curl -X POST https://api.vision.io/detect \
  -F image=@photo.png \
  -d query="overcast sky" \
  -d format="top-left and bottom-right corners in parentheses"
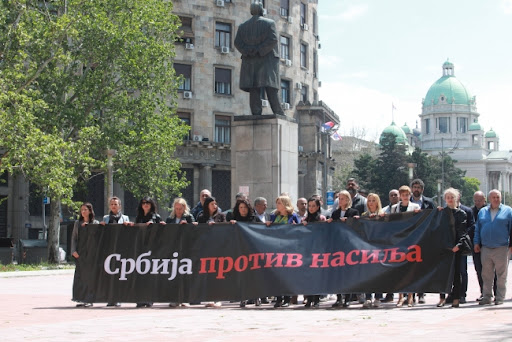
top-left (318, 0), bottom-right (512, 150)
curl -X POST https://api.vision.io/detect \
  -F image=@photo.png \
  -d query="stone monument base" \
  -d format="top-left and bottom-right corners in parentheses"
top-left (231, 115), bottom-right (298, 210)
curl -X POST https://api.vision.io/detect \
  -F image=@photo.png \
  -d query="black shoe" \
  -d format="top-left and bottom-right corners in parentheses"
top-left (445, 295), bottom-right (453, 304)
top-left (240, 300), bottom-right (247, 308)
top-left (313, 302), bottom-right (320, 308)
top-left (136, 303), bottom-right (152, 308)
top-left (331, 301), bottom-right (341, 308)
top-left (274, 302), bottom-right (282, 308)
top-left (107, 302), bottom-right (121, 307)
top-left (342, 300), bottom-right (350, 308)
top-left (459, 297), bottom-right (466, 304)
top-left (476, 295), bottom-right (484, 301)
top-left (281, 302), bottom-right (290, 308)
top-left (382, 294), bottom-right (394, 303)
top-left (260, 298), bottom-right (269, 304)
top-left (304, 301), bottom-right (311, 308)
top-left (418, 295), bottom-right (425, 304)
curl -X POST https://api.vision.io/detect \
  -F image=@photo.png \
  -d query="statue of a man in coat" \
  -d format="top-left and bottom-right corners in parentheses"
top-left (234, 2), bottom-right (284, 115)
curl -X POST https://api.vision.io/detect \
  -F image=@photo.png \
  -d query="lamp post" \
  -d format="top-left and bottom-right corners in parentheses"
top-left (407, 163), bottom-right (417, 184)
top-left (106, 149), bottom-right (117, 203)
top-left (437, 179), bottom-right (443, 206)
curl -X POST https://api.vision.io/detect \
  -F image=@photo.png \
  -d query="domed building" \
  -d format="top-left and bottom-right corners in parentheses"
top-left (417, 60), bottom-right (512, 194)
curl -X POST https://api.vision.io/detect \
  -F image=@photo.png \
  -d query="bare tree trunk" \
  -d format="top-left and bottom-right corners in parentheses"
top-left (47, 197), bottom-right (61, 264)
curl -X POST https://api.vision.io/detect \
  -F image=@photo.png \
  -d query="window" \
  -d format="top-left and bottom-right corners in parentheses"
top-left (437, 117), bottom-right (450, 133)
top-left (312, 10), bottom-right (318, 35)
top-left (280, 0), bottom-right (289, 17)
top-left (215, 22), bottom-right (231, 48)
top-left (313, 51), bottom-right (318, 78)
top-left (215, 116), bottom-right (231, 143)
top-left (215, 68), bottom-right (231, 95)
top-left (300, 85), bottom-right (308, 103)
top-left (177, 16), bottom-right (194, 45)
top-left (281, 80), bottom-right (290, 104)
top-left (425, 118), bottom-right (430, 135)
top-left (300, 2), bottom-right (307, 26)
top-left (472, 134), bottom-right (479, 145)
top-left (457, 117), bottom-right (467, 133)
top-left (300, 43), bottom-right (308, 68)
top-left (280, 36), bottom-right (290, 60)
top-left (174, 63), bottom-right (191, 91)
top-left (178, 112), bottom-right (191, 141)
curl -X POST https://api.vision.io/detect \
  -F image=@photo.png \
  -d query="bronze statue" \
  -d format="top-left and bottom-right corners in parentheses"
top-left (235, 2), bottom-right (284, 115)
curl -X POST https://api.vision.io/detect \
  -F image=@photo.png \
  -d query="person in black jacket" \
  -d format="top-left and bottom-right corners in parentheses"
top-left (437, 188), bottom-right (468, 308)
top-left (410, 178), bottom-right (435, 304)
top-left (166, 197), bottom-right (196, 225)
top-left (327, 190), bottom-right (360, 308)
top-left (410, 179), bottom-right (436, 209)
top-left (135, 197), bottom-right (162, 226)
top-left (134, 196), bottom-right (162, 308)
top-left (302, 197), bottom-right (327, 308)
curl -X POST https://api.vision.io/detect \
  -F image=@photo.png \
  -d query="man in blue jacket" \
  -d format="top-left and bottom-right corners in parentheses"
top-left (474, 189), bottom-right (512, 305)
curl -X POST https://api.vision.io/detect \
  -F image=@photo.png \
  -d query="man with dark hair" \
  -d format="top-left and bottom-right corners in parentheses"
top-left (234, 2), bottom-right (284, 116)
top-left (346, 178), bottom-right (367, 214)
top-left (410, 178), bottom-right (435, 209)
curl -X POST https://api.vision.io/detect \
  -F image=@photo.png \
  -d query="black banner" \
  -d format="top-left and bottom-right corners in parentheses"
top-left (73, 210), bottom-right (456, 303)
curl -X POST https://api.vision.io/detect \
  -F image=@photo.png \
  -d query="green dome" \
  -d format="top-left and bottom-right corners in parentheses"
top-left (423, 61), bottom-right (474, 106)
top-left (401, 123), bottom-right (411, 134)
top-left (468, 121), bottom-right (483, 131)
top-left (380, 122), bottom-right (407, 145)
top-left (485, 128), bottom-right (497, 138)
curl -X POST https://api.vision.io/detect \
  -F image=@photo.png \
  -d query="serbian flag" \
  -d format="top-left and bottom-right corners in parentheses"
top-left (331, 131), bottom-right (342, 141)
top-left (322, 121), bottom-right (335, 132)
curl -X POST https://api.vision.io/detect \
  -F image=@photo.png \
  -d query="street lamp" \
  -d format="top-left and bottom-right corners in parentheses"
top-left (407, 163), bottom-right (417, 183)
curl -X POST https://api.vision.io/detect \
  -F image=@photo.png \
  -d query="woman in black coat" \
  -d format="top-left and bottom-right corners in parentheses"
top-left (437, 188), bottom-right (468, 308)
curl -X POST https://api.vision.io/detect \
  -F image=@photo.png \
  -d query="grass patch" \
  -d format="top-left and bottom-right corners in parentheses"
top-left (0, 262), bottom-right (75, 272)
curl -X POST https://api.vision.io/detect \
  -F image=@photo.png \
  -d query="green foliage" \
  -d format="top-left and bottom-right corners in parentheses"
top-left (460, 177), bottom-right (480, 206)
top-left (349, 137), bottom-right (470, 203)
top-left (1, 0), bottom-right (188, 261)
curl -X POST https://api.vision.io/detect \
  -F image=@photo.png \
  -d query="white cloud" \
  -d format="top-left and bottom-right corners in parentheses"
top-left (318, 54), bottom-right (343, 69)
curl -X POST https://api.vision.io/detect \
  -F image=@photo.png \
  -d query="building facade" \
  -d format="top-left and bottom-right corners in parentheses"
top-left (1, 0), bottom-right (339, 241)
top-left (172, 0), bottom-right (338, 209)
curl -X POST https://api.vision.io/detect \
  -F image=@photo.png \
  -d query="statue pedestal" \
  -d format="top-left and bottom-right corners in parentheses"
top-left (231, 115), bottom-right (298, 209)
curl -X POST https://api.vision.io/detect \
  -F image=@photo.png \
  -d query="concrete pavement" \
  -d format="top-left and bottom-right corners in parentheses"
top-left (1, 259), bottom-right (511, 342)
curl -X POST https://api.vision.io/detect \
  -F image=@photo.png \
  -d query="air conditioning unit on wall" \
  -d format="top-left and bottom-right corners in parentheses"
top-left (261, 99), bottom-right (269, 107)
top-left (183, 91), bottom-right (193, 99)
top-left (296, 82), bottom-right (303, 90)
top-left (216, 0), bottom-right (225, 7)
top-left (193, 135), bottom-right (203, 141)
top-left (221, 46), bottom-right (230, 54)
top-left (285, 59), bottom-right (292, 67)
top-left (185, 43), bottom-right (194, 50)
top-left (281, 103), bottom-right (290, 110)
top-left (302, 23), bottom-right (309, 31)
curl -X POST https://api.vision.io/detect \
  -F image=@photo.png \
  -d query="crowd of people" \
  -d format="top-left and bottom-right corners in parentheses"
top-left (71, 178), bottom-right (512, 310)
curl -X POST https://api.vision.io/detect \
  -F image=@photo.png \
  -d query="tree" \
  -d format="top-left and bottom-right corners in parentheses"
top-left (372, 132), bottom-right (409, 199)
top-left (460, 177), bottom-right (480, 206)
top-left (0, 0), bottom-right (188, 263)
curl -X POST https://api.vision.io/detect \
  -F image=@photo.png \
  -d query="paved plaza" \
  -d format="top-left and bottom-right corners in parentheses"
top-left (1, 258), bottom-right (511, 342)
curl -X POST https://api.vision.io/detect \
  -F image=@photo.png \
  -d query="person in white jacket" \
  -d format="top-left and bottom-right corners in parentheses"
top-left (391, 185), bottom-right (421, 307)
